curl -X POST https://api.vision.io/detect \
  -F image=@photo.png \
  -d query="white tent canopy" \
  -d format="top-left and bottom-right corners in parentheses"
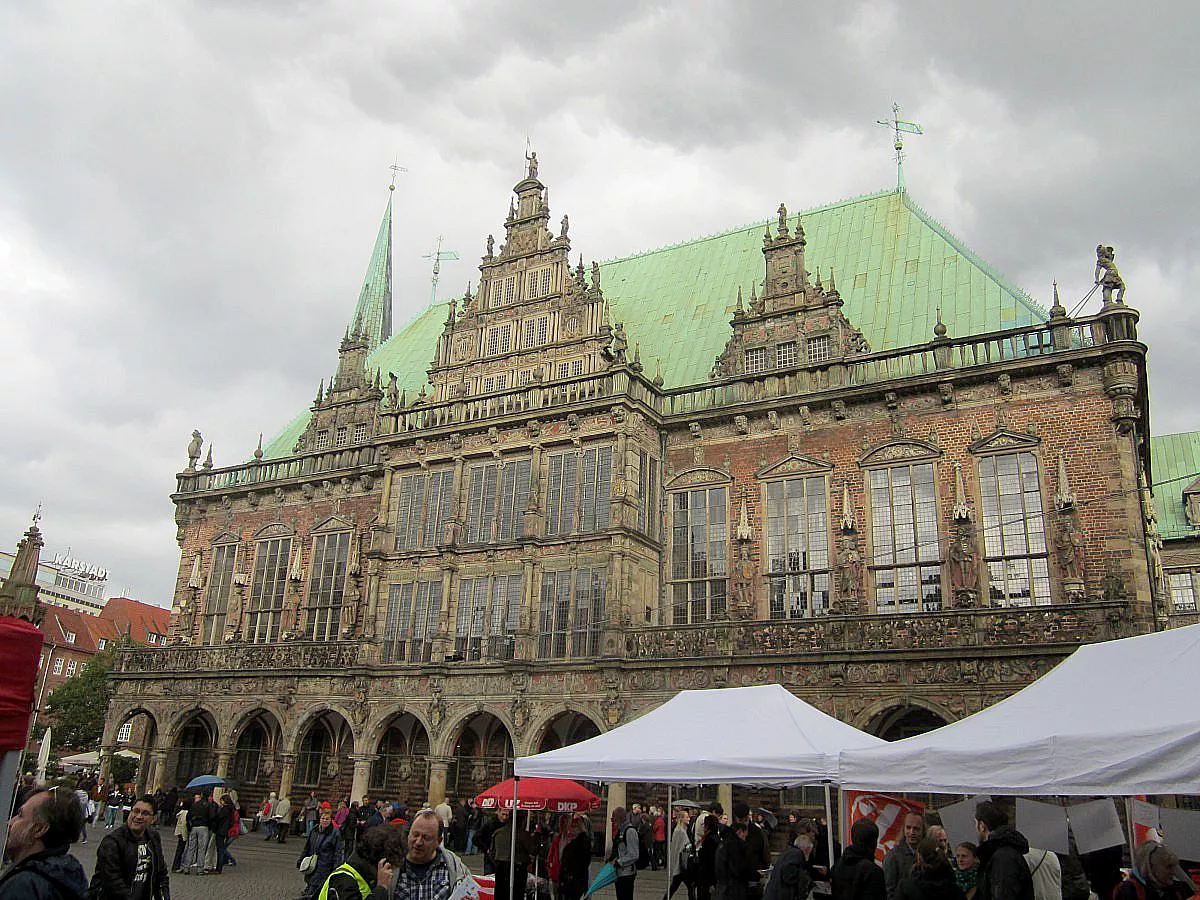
top-left (839, 623), bottom-right (1200, 796)
top-left (515, 683), bottom-right (884, 785)
top-left (59, 749), bottom-right (140, 767)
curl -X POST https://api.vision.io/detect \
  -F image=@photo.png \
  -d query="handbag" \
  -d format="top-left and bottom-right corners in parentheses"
top-left (300, 854), bottom-right (318, 875)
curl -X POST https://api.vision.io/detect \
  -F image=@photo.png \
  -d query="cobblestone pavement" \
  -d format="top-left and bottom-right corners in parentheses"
top-left (69, 822), bottom-right (673, 900)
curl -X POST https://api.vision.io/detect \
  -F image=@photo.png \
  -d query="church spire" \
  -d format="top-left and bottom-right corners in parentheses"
top-left (350, 192), bottom-right (394, 352)
top-left (0, 510), bottom-right (46, 624)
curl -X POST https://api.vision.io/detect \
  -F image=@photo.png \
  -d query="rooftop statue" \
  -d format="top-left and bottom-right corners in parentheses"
top-left (186, 430), bottom-right (203, 471)
top-left (1095, 244), bottom-right (1125, 305)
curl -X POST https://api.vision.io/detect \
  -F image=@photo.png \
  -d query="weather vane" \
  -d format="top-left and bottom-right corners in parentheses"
top-left (876, 103), bottom-right (924, 193)
top-left (389, 159), bottom-right (408, 191)
top-left (423, 236), bottom-right (460, 305)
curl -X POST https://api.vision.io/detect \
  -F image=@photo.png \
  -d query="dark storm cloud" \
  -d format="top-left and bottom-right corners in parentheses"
top-left (1, 0), bottom-right (1196, 605)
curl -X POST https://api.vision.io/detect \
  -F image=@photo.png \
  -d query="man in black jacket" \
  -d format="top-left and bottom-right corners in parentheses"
top-left (831, 819), bottom-right (886, 900)
top-left (0, 787), bottom-right (89, 900)
top-left (90, 795), bottom-right (171, 900)
top-left (974, 802), bottom-right (1033, 900)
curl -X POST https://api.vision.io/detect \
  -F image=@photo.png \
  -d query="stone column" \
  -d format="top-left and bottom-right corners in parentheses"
top-left (278, 753), bottom-right (296, 799)
top-left (427, 757), bottom-right (451, 807)
top-left (605, 782), bottom-right (627, 857)
top-left (213, 749), bottom-right (233, 800)
top-left (718, 784), bottom-right (734, 817)
top-left (350, 755), bottom-right (376, 802)
top-left (146, 749), bottom-right (169, 793)
top-left (98, 746), bottom-right (115, 783)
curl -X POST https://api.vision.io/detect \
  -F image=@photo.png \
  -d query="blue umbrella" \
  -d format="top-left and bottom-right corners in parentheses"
top-left (184, 775), bottom-right (226, 790)
top-left (584, 863), bottom-right (618, 898)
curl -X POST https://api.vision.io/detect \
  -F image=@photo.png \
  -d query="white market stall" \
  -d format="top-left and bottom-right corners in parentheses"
top-left (839, 623), bottom-right (1200, 795)
top-left (514, 684), bottom-right (886, 892)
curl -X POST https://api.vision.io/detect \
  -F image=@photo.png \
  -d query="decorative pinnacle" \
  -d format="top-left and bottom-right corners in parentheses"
top-left (254, 433), bottom-right (264, 461)
top-left (31, 503), bottom-right (42, 527)
top-left (841, 481), bottom-right (856, 532)
top-left (952, 461), bottom-right (971, 521)
top-left (1049, 280), bottom-right (1067, 318)
top-left (1055, 453), bottom-right (1077, 510)
top-left (828, 267), bottom-right (837, 294)
top-left (736, 496), bottom-right (753, 541)
top-left (203, 445), bottom-right (214, 471)
top-left (734, 286), bottom-right (745, 316)
top-left (934, 307), bottom-right (948, 339)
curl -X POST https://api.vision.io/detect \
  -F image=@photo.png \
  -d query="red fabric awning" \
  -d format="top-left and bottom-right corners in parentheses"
top-left (475, 777), bottom-right (601, 813)
top-left (0, 617), bottom-right (42, 751)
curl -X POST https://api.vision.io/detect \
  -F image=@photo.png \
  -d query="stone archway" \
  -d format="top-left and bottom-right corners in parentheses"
top-left (171, 709), bottom-right (218, 789)
top-left (370, 712), bottom-right (430, 806)
top-left (109, 707), bottom-right (158, 792)
top-left (536, 710), bottom-right (601, 753)
top-left (229, 709), bottom-right (282, 810)
top-left (450, 712), bottom-right (513, 800)
top-left (867, 703), bottom-right (950, 742)
top-left (293, 710), bottom-right (354, 801)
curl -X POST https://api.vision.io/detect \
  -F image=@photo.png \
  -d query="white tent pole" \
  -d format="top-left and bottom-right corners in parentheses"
top-left (0, 750), bottom-right (22, 864)
top-left (823, 783), bottom-right (835, 875)
top-left (510, 777), bottom-right (520, 900)
top-left (667, 784), bottom-right (674, 893)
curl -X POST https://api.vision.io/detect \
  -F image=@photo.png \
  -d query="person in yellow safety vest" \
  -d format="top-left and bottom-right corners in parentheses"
top-left (319, 825), bottom-right (407, 900)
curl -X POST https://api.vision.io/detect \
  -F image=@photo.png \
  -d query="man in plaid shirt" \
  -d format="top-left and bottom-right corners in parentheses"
top-left (390, 810), bottom-right (478, 900)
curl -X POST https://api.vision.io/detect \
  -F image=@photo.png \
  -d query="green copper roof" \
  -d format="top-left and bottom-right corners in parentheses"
top-left (352, 195), bottom-right (393, 351)
top-left (605, 190), bottom-right (1046, 388)
top-left (263, 188), bottom-right (1047, 459)
top-left (1151, 432), bottom-right (1200, 540)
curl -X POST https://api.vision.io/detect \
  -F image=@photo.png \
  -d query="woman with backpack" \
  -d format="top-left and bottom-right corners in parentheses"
top-left (611, 807), bottom-right (640, 900)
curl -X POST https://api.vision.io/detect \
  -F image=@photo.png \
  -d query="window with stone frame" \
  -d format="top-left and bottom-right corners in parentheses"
top-left (353, 422), bottom-right (370, 443)
top-left (335, 426), bottom-right (349, 445)
top-left (455, 574), bottom-right (523, 661)
top-left (526, 267), bottom-right (553, 300)
top-left (315, 430), bottom-right (331, 449)
top-left (978, 452), bottom-right (1051, 606)
top-left (465, 459), bottom-right (532, 544)
top-left (868, 464), bottom-right (942, 613)
top-left (482, 373), bottom-right (509, 393)
top-left (380, 580), bottom-right (441, 663)
top-left (304, 531), bottom-right (351, 641)
top-left (117, 722), bottom-right (133, 743)
top-left (744, 346), bottom-right (767, 374)
top-left (518, 369), bottom-right (535, 386)
top-left (246, 536), bottom-right (291, 643)
top-left (394, 470), bottom-right (454, 551)
top-left (52, 658), bottom-right (63, 675)
top-left (806, 334), bottom-right (832, 364)
top-left (634, 449), bottom-right (660, 540)
top-left (776, 341), bottom-right (798, 368)
top-left (202, 543), bottom-right (237, 645)
top-left (1186, 482), bottom-right (1200, 526)
top-left (66, 659), bottom-right (77, 676)
top-left (670, 486), bottom-right (729, 624)
top-left (523, 315), bottom-right (550, 348)
top-left (1168, 570), bottom-right (1198, 613)
top-left (546, 446), bottom-right (613, 537)
top-left (537, 566), bottom-right (607, 659)
top-left (490, 275), bottom-right (516, 308)
top-left (764, 475), bottom-right (831, 618)
top-left (486, 324), bottom-right (513, 356)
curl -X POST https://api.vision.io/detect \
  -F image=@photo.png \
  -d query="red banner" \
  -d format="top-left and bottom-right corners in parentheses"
top-left (843, 791), bottom-right (926, 865)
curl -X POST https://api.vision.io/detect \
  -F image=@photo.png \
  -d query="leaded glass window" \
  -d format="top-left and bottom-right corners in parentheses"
top-left (1169, 570), bottom-right (1199, 613)
top-left (764, 476), bottom-right (830, 618)
top-left (381, 580), bottom-right (440, 663)
top-left (395, 470), bottom-right (454, 551)
top-left (465, 459), bottom-right (531, 543)
top-left (305, 531), bottom-right (351, 640)
top-left (456, 574), bottom-right (523, 661)
top-left (538, 566), bottom-right (607, 659)
top-left (979, 453), bottom-right (1051, 606)
top-left (546, 447), bottom-right (612, 537)
top-left (869, 464), bottom-right (942, 613)
top-left (247, 537), bottom-right (291, 643)
top-left (670, 487), bottom-right (728, 624)
top-left (202, 543), bottom-right (237, 645)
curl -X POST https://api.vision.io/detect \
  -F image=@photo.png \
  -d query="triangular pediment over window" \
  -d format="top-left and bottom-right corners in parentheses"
top-left (756, 454), bottom-right (833, 479)
top-left (312, 515), bottom-right (355, 534)
top-left (209, 531), bottom-right (239, 546)
top-left (666, 467), bottom-right (732, 490)
top-left (858, 439), bottom-right (942, 467)
top-left (253, 523), bottom-right (294, 540)
top-left (968, 429), bottom-right (1042, 455)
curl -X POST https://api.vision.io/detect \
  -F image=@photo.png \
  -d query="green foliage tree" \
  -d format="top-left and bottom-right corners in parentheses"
top-left (44, 650), bottom-right (114, 752)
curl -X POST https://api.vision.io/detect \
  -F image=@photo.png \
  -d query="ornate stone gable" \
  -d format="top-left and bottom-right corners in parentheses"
top-left (755, 453), bottom-right (834, 479)
top-left (968, 428), bottom-right (1041, 455)
top-left (294, 322), bottom-right (384, 454)
top-left (857, 438), bottom-right (942, 467)
top-left (427, 156), bottom-right (622, 406)
top-left (711, 202), bottom-right (869, 379)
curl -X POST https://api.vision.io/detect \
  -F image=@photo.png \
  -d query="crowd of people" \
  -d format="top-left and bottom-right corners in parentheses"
top-left (4, 780), bottom-right (1198, 900)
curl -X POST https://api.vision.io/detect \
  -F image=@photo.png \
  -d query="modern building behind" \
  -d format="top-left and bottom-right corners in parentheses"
top-left (105, 159), bottom-right (1171, 812)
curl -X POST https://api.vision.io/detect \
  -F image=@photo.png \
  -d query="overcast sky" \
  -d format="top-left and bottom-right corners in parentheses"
top-left (2, 1), bottom-right (1196, 608)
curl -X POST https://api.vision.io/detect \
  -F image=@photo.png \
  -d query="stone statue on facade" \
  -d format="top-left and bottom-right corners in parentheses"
top-left (948, 524), bottom-right (980, 608)
top-left (836, 536), bottom-right (864, 614)
top-left (486, 234), bottom-right (494, 257)
top-left (1095, 245), bottom-right (1125, 304)
top-left (590, 261), bottom-right (601, 292)
top-left (611, 322), bottom-right (628, 363)
top-left (525, 151), bottom-right (538, 179)
top-left (1054, 514), bottom-right (1086, 600)
top-left (560, 215), bottom-right (569, 239)
top-left (386, 373), bottom-right (399, 408)
top-left (186, 430), bottom-right (203, 471)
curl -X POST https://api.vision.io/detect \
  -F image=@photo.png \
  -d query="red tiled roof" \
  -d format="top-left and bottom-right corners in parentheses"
top-left (99, 596), bottom-right (171, 643)
top-left (38, 604), bottom-right (118, 653)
